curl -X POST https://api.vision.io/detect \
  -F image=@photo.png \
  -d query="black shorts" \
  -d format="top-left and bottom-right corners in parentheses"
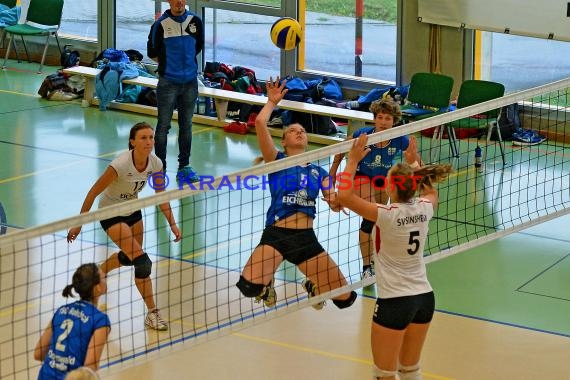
top-left (355, 171), bottom-right (386, 189)
top-left (100, 210), bottom-right (142, 231)
top-left (372, 292), bottom-right (435, 330)
top-left (258, 226), bottom-right (325, 265)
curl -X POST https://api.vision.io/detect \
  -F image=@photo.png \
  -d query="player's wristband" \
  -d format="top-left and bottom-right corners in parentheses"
top-left (409, 161), bottom-right (420, 169)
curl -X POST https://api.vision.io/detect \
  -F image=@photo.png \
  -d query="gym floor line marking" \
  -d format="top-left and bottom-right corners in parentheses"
top-left (0, 88), bottom-right (40, 97)
top-left (0, 149), bottom-right (123, 184)
top-left (0, 139), bottom-right (115, 160)
top-left (231, 332), bottom-right (454, 380)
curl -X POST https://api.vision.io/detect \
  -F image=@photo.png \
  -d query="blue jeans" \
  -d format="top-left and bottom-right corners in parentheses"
top-left (155, 76), bottom-right (198, 171)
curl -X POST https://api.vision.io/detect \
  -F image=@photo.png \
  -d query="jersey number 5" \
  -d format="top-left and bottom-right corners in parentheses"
top-left (407, 231), bottom-right (420, 255)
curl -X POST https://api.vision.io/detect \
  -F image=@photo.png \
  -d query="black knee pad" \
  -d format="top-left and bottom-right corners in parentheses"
top-left (360, 219), bottom-right (374, 234)
top-left (333, 291), bottom-right (357, 309)
top-left (118, 251), bottom-right (133, 266)
top-left (133, 254), bottom-right (152, 278)
top-left (236, 276), bottom-right (265, 298)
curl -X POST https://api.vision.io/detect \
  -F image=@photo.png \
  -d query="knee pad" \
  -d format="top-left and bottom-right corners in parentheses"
top-left (360, 219), bottom-right (374, 234)
top-left (332, 291), bottom-right (357, 309)
top-left (133, 254), bottom-right (152, 279)
top-left (399, 364), bottom-right (421, 380)
top-left (373, 365), bottom-right (397, 379)
top-left (236, 276), bottom-right (265, 298)
top-left (118, 251), bottom-right (133, 266)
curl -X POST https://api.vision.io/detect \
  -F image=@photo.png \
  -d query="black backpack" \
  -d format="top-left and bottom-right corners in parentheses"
top-left (60, 45), bottom-right (80, 68)
top-left (492, 103), bottom-right (521, 141)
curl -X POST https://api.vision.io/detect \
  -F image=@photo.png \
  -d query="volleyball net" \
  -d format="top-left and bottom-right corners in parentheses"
top-left (1, 76), bottom-right (569, 378)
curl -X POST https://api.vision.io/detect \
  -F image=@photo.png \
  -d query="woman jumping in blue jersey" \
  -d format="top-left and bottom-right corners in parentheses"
top-left (236, 77), bottom-right (357, 310)
top-left (34, 263), bottom-right (110, 380)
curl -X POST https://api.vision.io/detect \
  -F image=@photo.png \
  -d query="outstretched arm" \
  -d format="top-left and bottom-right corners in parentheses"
top-left (67, 167), bottom-right (118, 242)
top-left (337, 134), bottom-right (379, 222)
top-left (255, 77), bottom-right (288, 163)
top-left (329, 136), bottom-right (353, 188)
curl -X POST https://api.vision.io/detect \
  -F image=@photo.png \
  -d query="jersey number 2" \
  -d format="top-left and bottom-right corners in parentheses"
top-left (55, 319), bottom-right (74, 352)
top-left (407, 231), bottom-right (420, 255)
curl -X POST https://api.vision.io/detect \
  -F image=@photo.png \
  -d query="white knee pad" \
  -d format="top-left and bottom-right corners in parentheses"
top-left (373, 365), bottom-right (397, 379)
top-left (398, 363), bottom-right (422, 380)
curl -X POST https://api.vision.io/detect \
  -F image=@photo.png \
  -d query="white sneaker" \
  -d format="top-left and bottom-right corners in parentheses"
top-left (302, 279), bottom-right (325, 310)
top-left (361, 266), bottom-right (375, 280)
top-left (255, 279), bottom-right (277, 308)
top-left (145, 309), bottom-right (168, 331)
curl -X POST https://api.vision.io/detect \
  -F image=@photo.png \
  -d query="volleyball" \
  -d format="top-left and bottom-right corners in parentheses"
top-left (270, 17), bottom-right (302, 50)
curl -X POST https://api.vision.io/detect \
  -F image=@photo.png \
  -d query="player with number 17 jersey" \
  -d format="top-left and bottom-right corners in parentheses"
top-left (98, 150), bottom-right (163, 213)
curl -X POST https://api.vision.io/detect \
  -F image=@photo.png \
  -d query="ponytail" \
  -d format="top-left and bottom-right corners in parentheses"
top-left (388, 162), bottom-right (453, 202)
top-left (414, 163), bottom-right (453, 191)
top-left (61, 263), bottom-right (101, 302)
top-left (62, 284), bottom-right (74, 298)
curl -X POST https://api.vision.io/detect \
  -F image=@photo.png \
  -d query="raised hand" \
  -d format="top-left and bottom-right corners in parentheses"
top-left (67, 226), bottom-right (81, 243)
top-left (347, 134), bottom-right (371, 164)
top-left (265, 76), bottom-right (288, 105)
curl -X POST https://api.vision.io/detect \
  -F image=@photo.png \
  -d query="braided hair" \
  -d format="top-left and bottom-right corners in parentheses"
top-left (61, 263), bottom-right (101, 302)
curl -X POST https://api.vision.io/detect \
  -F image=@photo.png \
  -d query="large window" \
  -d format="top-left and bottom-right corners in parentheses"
top-left (111, 0), bottom-right (398, 84)
top-left (203, 9), bottom-right (280, 80)
top-left (58, 0), bottom-right (97, 41)
top-left (300, 0), bottom-right (397, 83)
top-left (480, 32), bottom-right (570, 92)
top-left (116, 0), bottom-right (159, 55)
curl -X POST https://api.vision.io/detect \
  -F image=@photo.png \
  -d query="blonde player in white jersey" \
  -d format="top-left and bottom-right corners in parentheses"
top-left (338, 134), bottom-right (452, 380)
top-left (67, 122), bottom-right (181, 331)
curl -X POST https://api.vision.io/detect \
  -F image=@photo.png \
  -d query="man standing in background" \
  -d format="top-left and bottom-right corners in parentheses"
top-left (147, 0), bottom-right (204, 182)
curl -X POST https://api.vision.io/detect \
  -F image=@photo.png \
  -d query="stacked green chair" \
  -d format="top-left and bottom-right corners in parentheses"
top-left (2, 0), bottom-right (64, 73)
top-left (400, 72), bottom-right (454, 122)
top-left (432, 79), bottom-right (505, 164)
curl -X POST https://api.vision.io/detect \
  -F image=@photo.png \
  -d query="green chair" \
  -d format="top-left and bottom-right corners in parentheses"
top-left (2, 0), bottom-right (64, 74)
top-left (432, 79), bottom-right (505, 164)
top-left (400, 72), bottom-right (454, 122)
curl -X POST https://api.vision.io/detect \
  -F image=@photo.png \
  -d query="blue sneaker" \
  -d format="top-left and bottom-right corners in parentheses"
top-left (177, 166), bottom-right (200, 183)
top-left (512, 129), bottom-right (546, 146)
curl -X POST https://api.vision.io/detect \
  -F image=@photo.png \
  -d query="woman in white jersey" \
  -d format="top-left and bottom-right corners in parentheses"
top-left (338, 134), bottom-right (452, 380)
top-left (67, 122), bottom-right (181, 331)
top-left (236, 77), bottom-right (357, 311)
